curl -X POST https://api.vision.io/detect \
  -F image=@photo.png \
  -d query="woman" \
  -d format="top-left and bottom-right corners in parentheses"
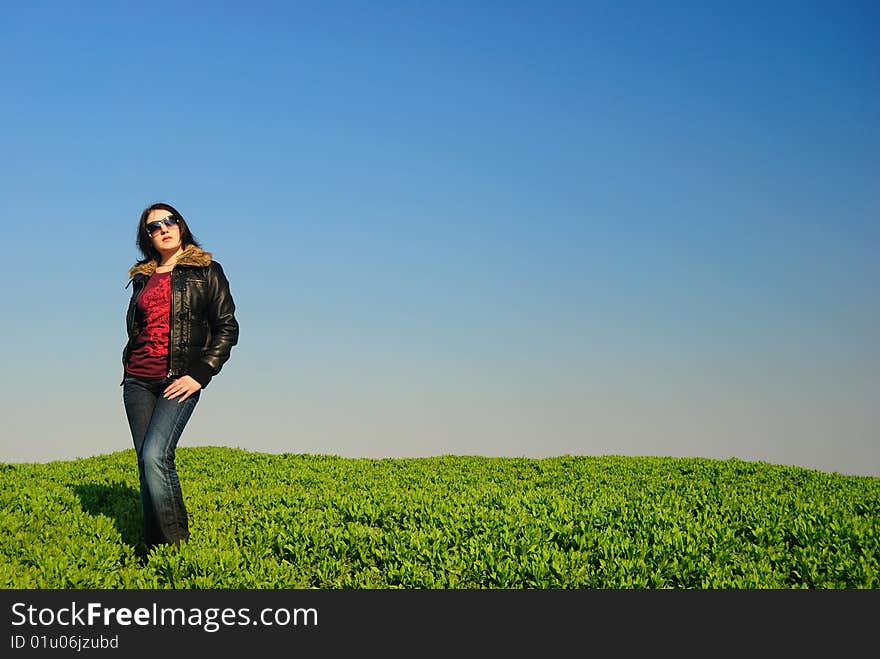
top-left (121, 202), bottom-right (239, 554)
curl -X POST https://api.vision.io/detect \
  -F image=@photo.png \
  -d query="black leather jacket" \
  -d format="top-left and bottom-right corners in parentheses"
top-left (121, 244), bottom-right (239, 389)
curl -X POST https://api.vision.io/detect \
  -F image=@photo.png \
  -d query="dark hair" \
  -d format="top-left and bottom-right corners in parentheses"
top-left (134, 202), bottom-right (202, 264)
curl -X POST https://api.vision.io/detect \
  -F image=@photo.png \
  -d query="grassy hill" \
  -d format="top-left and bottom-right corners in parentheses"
top-left (1, 447), bottom-right (877, 588)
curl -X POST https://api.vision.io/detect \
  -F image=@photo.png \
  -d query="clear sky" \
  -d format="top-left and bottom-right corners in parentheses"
top-left (1, 1), bottom-right (877, 476)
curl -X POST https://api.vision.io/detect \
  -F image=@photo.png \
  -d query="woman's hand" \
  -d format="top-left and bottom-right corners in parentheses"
top-left (163, 375), bottom-right (202, 403)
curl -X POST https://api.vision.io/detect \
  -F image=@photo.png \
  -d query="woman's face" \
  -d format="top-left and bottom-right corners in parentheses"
top-left (145, 208), bottom-right (182, 252)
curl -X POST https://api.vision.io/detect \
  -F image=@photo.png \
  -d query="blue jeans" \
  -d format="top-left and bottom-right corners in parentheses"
top-left (122, 375), bottom-right (200, 550)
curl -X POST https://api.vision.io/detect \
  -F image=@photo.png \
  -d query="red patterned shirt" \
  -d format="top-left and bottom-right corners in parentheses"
top-left (124, 271), bottom-right (172, 379)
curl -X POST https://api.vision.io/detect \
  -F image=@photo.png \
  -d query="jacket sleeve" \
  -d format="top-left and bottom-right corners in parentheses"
top-left (189, 261), bottom-right (240, 389)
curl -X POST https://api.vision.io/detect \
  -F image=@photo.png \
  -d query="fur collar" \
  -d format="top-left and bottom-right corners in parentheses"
top-left (127, 244), bottom-right (212, 279)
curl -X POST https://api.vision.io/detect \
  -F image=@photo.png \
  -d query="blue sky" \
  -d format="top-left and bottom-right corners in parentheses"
top-left (1, 1), bottom-right (877, 476)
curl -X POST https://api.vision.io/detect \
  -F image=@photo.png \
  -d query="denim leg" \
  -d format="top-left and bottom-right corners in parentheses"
top-left (141, 391), bottom-right (200, 545)
top-left (122, 376), bottom-right (200, 549)
top-left (122, 378), bottom-right (162, 547)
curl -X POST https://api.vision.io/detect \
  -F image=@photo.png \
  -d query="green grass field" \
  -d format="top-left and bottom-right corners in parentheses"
top-left (1, 447), bottom-right (877, 588)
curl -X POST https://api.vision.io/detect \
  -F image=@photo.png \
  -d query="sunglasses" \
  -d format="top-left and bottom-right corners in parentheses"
top-left (145, 215), bottom-right (180, 236)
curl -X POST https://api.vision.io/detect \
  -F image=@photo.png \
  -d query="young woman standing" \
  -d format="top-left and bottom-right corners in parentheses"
top-left (121, 202), bottom-right (239, 554)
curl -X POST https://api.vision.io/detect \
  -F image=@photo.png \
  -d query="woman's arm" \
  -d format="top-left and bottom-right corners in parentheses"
top-left (188, 261), bottom-right (240, 389)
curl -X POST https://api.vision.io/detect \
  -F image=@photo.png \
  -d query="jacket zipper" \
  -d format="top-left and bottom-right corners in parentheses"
top-left (121, 276), bottom-right (144, 385)
top-left (167, 269), bottom-right (175, 378)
